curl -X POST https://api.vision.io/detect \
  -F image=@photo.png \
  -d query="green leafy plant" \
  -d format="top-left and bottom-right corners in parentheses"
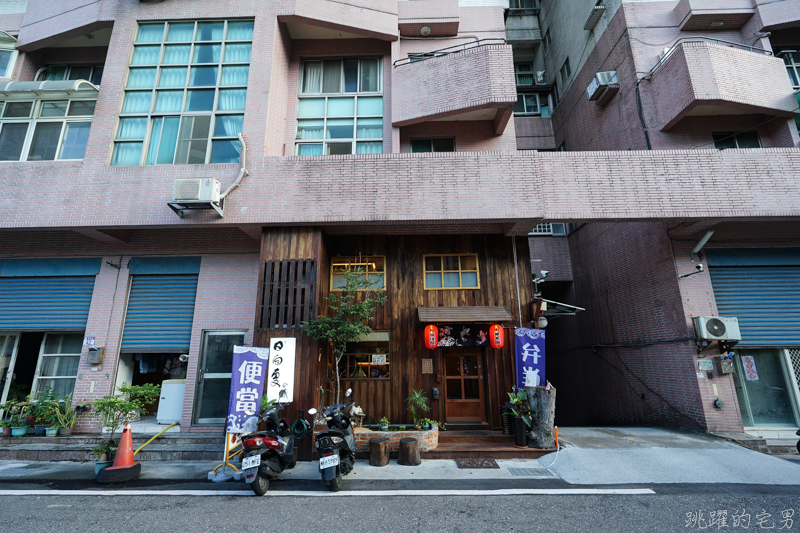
top-left (303, 268), bottom-right (387, 404)
top-left (91, 439), bottom-right (117, 461)
top-left (90, 383), bottom-right (161, 459)
top-left (406, 389), bottom-right (431, 426)
top-left (378, 416), bottom-right (389, 427)
top-left (31, 386), bottom-right (59, 426)
top-left (505, 390), bottom-right (536, 427)
top-left (261, 396), bottom-right (277, 413)
top-left (4, 400), bottom-right (31, 427)
top-left (417, 417), bottom-right (445, 430)
top-left (52, 394), bottom-right (83, 429)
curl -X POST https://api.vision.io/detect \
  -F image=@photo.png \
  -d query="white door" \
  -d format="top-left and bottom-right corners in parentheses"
top-left (0, 333), bottom-right (21, 417)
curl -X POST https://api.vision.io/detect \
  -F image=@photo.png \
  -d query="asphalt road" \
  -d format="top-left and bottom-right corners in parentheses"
top-left (1, 481), bottom-right (798, 532)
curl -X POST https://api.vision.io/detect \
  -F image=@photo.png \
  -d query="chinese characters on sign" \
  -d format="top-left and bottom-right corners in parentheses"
top-left (226, 346), bottom-right (269, 434)
top-left (266, 337), bottom-right (296, 403)
top-left (742, 355), bottom-right (759, 381)
top-left (514, 328), bottom-right (545, 391)
top-left (685, 508), bottom-right (794, 529)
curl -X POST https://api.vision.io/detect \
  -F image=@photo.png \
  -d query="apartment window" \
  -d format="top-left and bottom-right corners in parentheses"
top-left (424, 254), bottom-right (479, 289)
top-left (515, 92), bottom-right (550, 116)
top-left (0, 99), bottom-right (95, 161)
top-left (560, 58), bottom-right (571, 84)
top-left (543, 30), bottom-right (551, 54)
top-left (0, 45), bottom-right (17, 79)
top-left (510, 0), bottom-right (539, 9)
top-left (781, 50), bottom-right (800, 88)
top-left (296, 58), bottom-right (383, 155)
top-left (330, 255), bottom-right (386, 290)
top-left (340, 336), bottom-right (390, 380)
top-left (38, 64), bottom-right (104, 86)
top-left (515, 62), bottom-right (534, 86)
top-left (411, 138), bottom-right (455, 153)
top-left (113, 20), bottom-right (252, 166)
top-left (713, 131), bottom-right (761, 149)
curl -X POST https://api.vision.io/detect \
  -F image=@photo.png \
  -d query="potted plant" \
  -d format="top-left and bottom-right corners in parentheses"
top-left (506, 390), bottom-right (536, 448)
top-left (53, 394), bottom-right (82, 436)
top-left (30, 386), bottom-right (58, 436)
top-left (46, 424), bottom-right (59, 436)
top-left (406, 389), bottom-right (430, 429)
top-left (91, 440), bottom-right (117, 474)
top-left (417, 418), bottom-right (445, 431)
top-left (8, 401), bottom-right (31, 437)
top-left (1, 420), bottom-right (11, 436)
top-left (379, 416), bottom-right (389, 431)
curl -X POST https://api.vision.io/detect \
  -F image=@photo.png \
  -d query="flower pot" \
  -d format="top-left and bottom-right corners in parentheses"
top-left (34, 425), bottom-right (47, 436)
top-left (46, 428), bottom-right (59, 436)
top-left (11, 426), bottom-right (28, 437)
top-left (422, 424), bottom-right (431, 430)
top-left (1, 426), bottom-right (10, 436)
top-left (94, 460), bottom-right (114, 475)
top-left (379, 425), bottom-right (388, 431)
top-left (59, 427), bottom-right (73, 436)
top-left (513, 417), bottom-right (528, 448)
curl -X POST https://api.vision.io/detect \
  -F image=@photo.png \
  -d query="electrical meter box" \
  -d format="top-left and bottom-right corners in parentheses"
top-left (87, 346), bottom-right (105, 364)
top-left (716, 356), bottom-right (734, 375)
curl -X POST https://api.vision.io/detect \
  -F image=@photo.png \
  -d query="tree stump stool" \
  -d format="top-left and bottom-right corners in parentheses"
top-left (369, 437), bottom-right (390, 467)
top-left (397, 437), bottom-right (421, 466)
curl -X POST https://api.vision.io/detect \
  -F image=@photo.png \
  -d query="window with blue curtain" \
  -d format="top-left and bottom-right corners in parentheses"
top-left (113, 20), bottom-right (253, 166)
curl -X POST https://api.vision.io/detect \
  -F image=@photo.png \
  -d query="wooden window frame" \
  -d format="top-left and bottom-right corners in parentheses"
top-left (339, 335), bottom-right (391, 380)
top-left (329, 255), bottom-right (386, 291)
top-left (423, 253), bottom-right (480, 290)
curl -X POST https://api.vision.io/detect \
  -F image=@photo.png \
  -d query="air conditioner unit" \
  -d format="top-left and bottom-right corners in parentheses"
top-left (693, 316), bottom-right (741, 342)
top-left (586, 70), bottom-right (618, 101)
top-left (174, 178), bottom-right (221, 203)
top-left (536, 70), bottom-right (546, 84)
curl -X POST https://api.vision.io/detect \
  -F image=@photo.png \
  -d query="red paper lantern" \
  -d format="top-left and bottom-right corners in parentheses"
top-left (489, 324), bottom-right (504, 349)
top-left (424, 325), bottom-right (438, 349)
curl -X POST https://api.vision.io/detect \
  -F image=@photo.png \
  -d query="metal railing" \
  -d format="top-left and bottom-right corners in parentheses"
top-left (649, 37), bottom-right (772, 77)
top-left (393, 38), bottom-right (507, 68)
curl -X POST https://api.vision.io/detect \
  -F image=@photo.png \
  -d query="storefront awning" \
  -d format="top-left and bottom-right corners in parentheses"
top-left (418, 306), bottom-right (514, 323)
top-left (0, 80), bottom-right (99, 99)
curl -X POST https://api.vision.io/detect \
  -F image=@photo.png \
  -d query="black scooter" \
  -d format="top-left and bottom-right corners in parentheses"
top-left (796, 428), bottom-right (800, 455)
top-left (240, 403), bottom-right (309, 496)
top-left (313, 388), bottom-right (356, 492)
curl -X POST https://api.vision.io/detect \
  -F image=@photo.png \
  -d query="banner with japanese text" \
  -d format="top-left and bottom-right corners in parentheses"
top-left (266, 337), bottom-right (296, 403)
top-left (226, 346), bottom-right (269, 434)
top-left (514, 328), bottom-right (545, 391)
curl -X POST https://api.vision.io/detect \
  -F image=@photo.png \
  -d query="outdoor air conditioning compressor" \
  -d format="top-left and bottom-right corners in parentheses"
top-left (693, 316), bottom-right (741, 342)
top-left (173, 178), bottom-right (220, 203)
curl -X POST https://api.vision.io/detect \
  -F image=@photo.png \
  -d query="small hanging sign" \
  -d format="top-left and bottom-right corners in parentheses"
top-left (741, 355), bottom-right (759, 381)
top-left (422, 358), bottom-right (433, 374)
top-left (371, 353), bottom-right (387, 365)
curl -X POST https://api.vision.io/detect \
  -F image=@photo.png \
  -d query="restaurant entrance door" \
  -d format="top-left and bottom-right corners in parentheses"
top-left (443, 347), bottom-right (486, 423)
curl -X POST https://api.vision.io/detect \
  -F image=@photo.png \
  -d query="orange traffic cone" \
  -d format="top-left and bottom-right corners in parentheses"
top-left (97, 424), bottom-right (142, 484)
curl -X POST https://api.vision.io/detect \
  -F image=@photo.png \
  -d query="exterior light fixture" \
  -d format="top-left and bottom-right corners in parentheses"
top-left (489, 324), bottom-right (505, 349)
top-left (537, 316), bottom-right (548, 329)
top-left (424, 325), bottom-right (438, 349)
top-left (420, 26), bottom-right (431, 36)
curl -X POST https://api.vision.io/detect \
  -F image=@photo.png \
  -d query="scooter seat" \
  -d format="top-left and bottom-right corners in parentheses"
top-left (319, 428), bottom-right (346, 438)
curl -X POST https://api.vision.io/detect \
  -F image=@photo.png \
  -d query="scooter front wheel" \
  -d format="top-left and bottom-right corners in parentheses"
top-left (329, 475), bottom-right (343, 492)
top-left (796, 440), bottom-right (800, 455)
top-left (251, 473), bottom-right (270, 496)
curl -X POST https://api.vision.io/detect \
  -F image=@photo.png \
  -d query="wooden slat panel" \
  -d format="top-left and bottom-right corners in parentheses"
top-left (418, 306), bottom-right (514, 323)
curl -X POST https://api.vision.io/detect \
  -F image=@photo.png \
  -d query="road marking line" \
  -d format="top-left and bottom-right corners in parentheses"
top-left (0, 488), bottom-right (655, 497)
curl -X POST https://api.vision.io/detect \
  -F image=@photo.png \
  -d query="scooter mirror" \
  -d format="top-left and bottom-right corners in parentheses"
top-left (307, 408), bottom-right (317, 415)
top-left (345, 388), bottom-right (353, 398)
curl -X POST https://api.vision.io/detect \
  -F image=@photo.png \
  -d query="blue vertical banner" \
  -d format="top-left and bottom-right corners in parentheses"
top-left (514, 328), bottom-right (545, 391)
top-left (226, 346), bottom-right (270, 434)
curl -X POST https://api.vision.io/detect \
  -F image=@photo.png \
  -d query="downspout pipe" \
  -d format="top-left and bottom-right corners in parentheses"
top-left (635, 77), bottom-right (652, 150)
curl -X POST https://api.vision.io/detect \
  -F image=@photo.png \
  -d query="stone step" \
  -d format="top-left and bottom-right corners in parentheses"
top-left (438, 430), bottom-right (514, 444)
top-left (422, 442), bottom-right (554, 460)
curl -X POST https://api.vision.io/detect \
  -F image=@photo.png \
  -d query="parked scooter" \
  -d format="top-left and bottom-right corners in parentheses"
top-left (313, 388), bottom-right (356, 492)
top-left (240, 403), bottom-right (311, 496)
top-left (796, 428), bottom-right (800, 455)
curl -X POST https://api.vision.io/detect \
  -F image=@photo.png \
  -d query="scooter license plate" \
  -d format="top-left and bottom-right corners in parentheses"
top-left (242, 455), bottom-right (261, 470)
top-left (319, 454), bottom-right (339, 469)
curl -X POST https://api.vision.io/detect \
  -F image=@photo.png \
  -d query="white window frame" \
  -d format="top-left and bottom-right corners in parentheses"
top-left (31, 333), bottom-right (82, 398)
top-left (712, 131), bottom-right (762, 149)
top-left (0, 33), bottom-right (18, 79)
top-left (560, 58), bottom-right (571, 84)
top-left (514, 92), bottom-right (551, 116)
top-left (780, 50), bottom-right (800, 89)
top-left (542, 30), bottom-right (551, 54)
top-left (37, 64), bottom-right (105, 86)
top-left (0, 99), bottom-right (96, 162)
top-left (515, 62), bottom-right (534, 86)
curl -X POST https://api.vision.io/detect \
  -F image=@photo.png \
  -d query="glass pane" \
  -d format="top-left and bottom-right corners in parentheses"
top-left (360, 58), bottom-right (379, 92)
top-left (127, 68), bottom-right (156, 88)
top-left (0, 123), bottom-right (29, 161)
top-left (461, 255), bottom-right (477, 271)
top-left (223, 43), bottom-right (251, 63)
top-left (327, 98), bottom-right (355, 117)
top-left (40, 101), bottom-right (68, 117)
top-left (328, 143), bottom-right (352, 155)
top-left (27, 122), bottom-right (63, 161)
top-left (525, 94), bottom-right (538, 113)
top-left (111, 142), bottom-right (143, 165)
top-left (425, 256), bottom-right (441, 271)
top-left (322, 60), bottom-right (342, 93)
top-left (297, 144), bottom-right (323, 156)
top-left (42, 66), bottom-right (67, 81)
top-left (137, 23), bottom-right (165, 43)
top-left (540, 103), bottom-right (550, 117)
top-left (515, 95), bottom-right (525, 113)
top-left (344, 59), bottom-right (358, 92)
top-left (446, 379), bottom-right (462, 399)
top-left (197, 22), bottom-right (224, 41)
top-left (163, 45), bottom-right (191, 64)
top-left (442, 256), bottom-right (459, 270)
top-left (43, 333), bottom-right (83, 354)
top-left (176, 139), bottom-right (208, 164)
top-left (159, 67), bottom-right (188, 87)
top-left (189, 66), bottom-right (218, 86)
top-left (117, 117), bottom-right (148, 139)
top-left (227, 21), bottom-right (254, 41)
top-left (40, 356), bottom-right (80, 377)
top-left (326, 119), bottom-right (353, 139)
top-left (443, 272), bottom-right (460, 287)
top-left (0, 50), bottom-right (12, 76)
top-left (463, 356), bottom-right (478, 375)
top-left (217, 89), bottom-right (246, 110)
top-left (712, 133), bottom-right (737, 149)
top-left (67, 65), bottom-right (92, 80)
top-left (356, 141), bottom-right (382, 154)
top-left (4, 101), bottom-right (32, 118)
top-left (210, 139), bottom-right (241, 163)
top-left (461, 272), bottom-right (478, 288)
top-left (68, 100), bottom-right (96, 116)
top-left (357, 96), bottom-right (382, 116)
top-left (356, 118), bottom-right (382, 138)
top-left (131, 45), bottom-right (160, 65)
top-left (59, 122), bottom-right (90, 160)
top-left (145, 117), bottom-right (163, 165)
top-left (736, 132), bottom-right (761, 148)
top-left (411, 139), bottom-right (432, 153)
top-left (301, 62), bottom-right (322, 93)
top-left (167, 22), bottom-right (195, 42)
top-left (221, 65), bottom-right (249, 86)
top-left (214, 114), bottom-right (244, 137)
top-left (197, 378), bottom-right (231, 420)
top-left (185, 89), bottom-right (215, 111)
top-left (37, 378), bottom-right (76, 399)
top-left (737, 350), bottom-right (796, 426)
top-left (202, 333), bottom-right (245, 373)
top-left (444, 355), bottom-right (460, 375)
top-left (297, 119), bottom-right (324, 140)
top-left (425, 273), bottom-right (442, 288)
top-left (155, 90), bottom-right (184, 112)
top-left (193, 44), bottom-right (221, 64)
top-left (297, 98), bottom-right (325, 117)
top-left (432, 138), bottom-right (454, 152)
top-left (122, 91), bottom-right (152, 113)
top-left (90, 66), bottom-right (104, 85)
top-left (463, 379), bottom-right (480, 399)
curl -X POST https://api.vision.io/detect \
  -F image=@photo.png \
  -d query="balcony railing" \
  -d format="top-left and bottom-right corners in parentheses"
top-left (649, 37), bottom-right (771, 77)
top-left (393, 38), bottom-right (507, 68)
top-left (507, 0), bottom-right (540, 15)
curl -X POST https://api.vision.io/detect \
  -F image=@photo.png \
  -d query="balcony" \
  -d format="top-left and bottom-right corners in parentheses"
top-left (16, 0), bottom-right (113, 51)
top-left (392, 40), bottom-right (517, 132)
top-left (514, 116), bottom-right (555, 150)
top-left (674, 0), bottom-right (755, 31)
top-left (646, 39), bottom-right (799, 131)
top-left (398, 0), bottom-right (459, 37)
top-left (277, 0), bottom-right (398, 41)
top-left (505, 13), bottom-right (542, 45)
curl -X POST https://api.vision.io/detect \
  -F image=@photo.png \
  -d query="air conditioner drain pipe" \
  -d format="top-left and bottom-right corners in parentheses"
top-left (219, 133), bottom-right (249, 200)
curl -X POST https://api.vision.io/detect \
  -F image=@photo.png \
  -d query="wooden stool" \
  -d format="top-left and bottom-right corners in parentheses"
top-left (397, 437), bottom-right (421, 466)
top-left (369, 437), bottom-right (390, 467)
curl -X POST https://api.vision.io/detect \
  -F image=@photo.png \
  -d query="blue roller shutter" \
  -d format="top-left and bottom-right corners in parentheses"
top-left (0, 276), bottom-right (96, 330)
top-left (120, 274), bottom-right (199, 353)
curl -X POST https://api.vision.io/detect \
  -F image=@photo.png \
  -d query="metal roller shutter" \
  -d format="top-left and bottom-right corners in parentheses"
top-left (120, 274), bottom-right (199, 353)
top-left (709, 266), bottom-right (800, 347)
top-left (0, 276), bottom-right (96, 330)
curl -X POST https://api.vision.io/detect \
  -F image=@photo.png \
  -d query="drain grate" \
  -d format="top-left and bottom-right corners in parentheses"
top-left (508, 467), bottom-right (555, 477)
top-left (455, 459), bottom-right (500, 469)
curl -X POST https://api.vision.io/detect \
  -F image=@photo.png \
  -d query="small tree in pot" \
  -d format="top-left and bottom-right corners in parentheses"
top-left (90, 383), bottom-right (161, 462)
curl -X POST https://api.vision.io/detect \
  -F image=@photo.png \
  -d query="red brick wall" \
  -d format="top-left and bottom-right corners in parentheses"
top-left (514, 116), bottom-right (556, 151)
top-left (528, 237), bottom-right (573, 282)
